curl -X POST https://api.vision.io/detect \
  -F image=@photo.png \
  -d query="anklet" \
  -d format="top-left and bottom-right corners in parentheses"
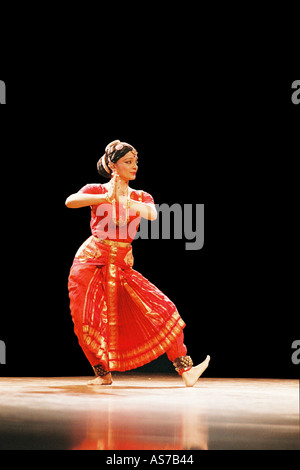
top-left (92, 364), bottom-right (110, 377)
top-left (173, 356), bottom-right (193, 375)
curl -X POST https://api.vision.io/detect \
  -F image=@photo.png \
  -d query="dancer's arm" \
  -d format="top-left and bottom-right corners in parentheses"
top-left (65, 192), bottom-right (109, 208)
top-left (119, 196), bottom-right (158, 221)
top-left (66, 174), bottom-right (117, 209)
top-left (130, 200), bottom-right (157, 221)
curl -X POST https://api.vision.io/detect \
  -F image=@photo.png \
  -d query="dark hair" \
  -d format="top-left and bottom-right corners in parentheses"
top-left (97, 140), bottom-right (135, 179)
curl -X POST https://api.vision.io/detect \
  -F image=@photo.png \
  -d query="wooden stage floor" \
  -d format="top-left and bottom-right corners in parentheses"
top-left (0, 375), bottom-right (299, 450)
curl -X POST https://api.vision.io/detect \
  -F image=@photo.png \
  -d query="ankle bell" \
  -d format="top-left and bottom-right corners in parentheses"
top-left (92, 364), bottom-right (110, 377)
top-left (173, 355), bottom-right (193, 375)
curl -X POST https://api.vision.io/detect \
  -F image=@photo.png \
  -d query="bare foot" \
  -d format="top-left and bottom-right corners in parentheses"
top-left (87, 373), bottom-right (113, 386)
top-left (182, 355), bottom-right (210, 387)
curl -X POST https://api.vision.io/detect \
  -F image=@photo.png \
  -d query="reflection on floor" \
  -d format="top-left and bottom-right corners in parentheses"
top-left (0, 374), bottom-right (299, 450)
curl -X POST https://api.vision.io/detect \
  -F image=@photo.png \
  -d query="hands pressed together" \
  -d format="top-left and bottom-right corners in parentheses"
top-left (107, 171), bottom-right (129, 206)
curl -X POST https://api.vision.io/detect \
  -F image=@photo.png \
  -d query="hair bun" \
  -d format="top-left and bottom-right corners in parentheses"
top-left (97, 153), bottom-right (111, 179)
top-left (105, 140), bottom-right (120, 154)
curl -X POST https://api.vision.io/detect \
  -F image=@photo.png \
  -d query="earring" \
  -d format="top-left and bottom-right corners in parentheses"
top-left (111, 166), bottom-right (117, 176)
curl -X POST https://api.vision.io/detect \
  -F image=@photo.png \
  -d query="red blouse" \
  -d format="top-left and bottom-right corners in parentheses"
top-left (79, 183), bottom-right (155, 243)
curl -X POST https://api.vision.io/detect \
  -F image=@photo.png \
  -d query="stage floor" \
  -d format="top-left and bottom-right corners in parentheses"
top-left (0, 375), bottom-right (299, 450)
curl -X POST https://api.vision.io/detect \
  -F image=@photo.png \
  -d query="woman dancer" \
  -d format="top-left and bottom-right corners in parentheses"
top-left (66, 140), bottom-right (210, 387)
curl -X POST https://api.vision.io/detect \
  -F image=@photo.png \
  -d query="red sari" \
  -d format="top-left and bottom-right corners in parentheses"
top-left (68, 184), bottom-right (186, 372)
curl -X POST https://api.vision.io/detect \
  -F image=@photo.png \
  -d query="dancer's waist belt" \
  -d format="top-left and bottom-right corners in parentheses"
top-left (73, 235), bottom-right (133, 268)
top-left (93, 236), bottom-right (132, 249)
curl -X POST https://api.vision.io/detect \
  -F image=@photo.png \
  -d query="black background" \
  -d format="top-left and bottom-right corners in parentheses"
top-left (0, 67), bottom-right (299, 379)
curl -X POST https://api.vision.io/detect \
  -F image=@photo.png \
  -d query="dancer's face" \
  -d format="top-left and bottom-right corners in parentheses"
top-left (114, 152), bottom-right (138, 181)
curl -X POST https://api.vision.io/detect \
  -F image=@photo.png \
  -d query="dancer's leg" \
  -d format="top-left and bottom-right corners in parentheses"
top-left (166, 331), bottom-right (210, 387)
top-left (166, 331), bottom-right (188, 362)
top-left (87, 364), bottom-right (112, 385)
top-left (69, 264), bottom-right (112, 385)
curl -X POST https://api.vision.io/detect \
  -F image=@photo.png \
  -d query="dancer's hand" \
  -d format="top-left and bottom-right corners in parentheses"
top-left (113, 172), bottom-right (127, 203)
top-left (108, 170), bottom-right (120, 202)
